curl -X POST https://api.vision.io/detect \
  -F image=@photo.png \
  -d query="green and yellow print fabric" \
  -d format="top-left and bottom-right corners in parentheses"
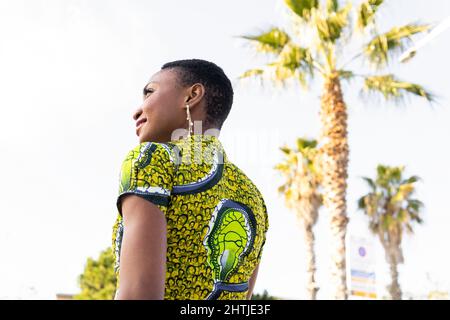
top-left (112, 134), bottom-right (269, 300)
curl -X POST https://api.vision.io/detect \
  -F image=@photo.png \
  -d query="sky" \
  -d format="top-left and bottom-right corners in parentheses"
top-left (0, 0), bottom-right (449, 299)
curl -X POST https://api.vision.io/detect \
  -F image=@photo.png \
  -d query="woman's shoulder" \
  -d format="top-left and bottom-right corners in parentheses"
top-left (123, 141), bottom-right (180, 168)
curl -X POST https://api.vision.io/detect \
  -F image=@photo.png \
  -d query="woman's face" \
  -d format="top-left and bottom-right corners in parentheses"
top-left (133, 69), bottom-right (188, 143)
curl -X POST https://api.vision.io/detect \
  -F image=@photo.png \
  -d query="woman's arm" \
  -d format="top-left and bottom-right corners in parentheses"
top-left (246, 263), bottom-right (260, 300)
top-left (115, 194), bottom-right (167, 300)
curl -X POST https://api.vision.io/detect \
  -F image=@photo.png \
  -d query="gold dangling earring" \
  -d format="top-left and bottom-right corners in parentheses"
top-left (186, 104), bottom-right (193, 137)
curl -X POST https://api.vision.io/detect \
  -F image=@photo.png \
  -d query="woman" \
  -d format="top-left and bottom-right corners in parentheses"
top-left (112, 59), bottom-right (269, 300)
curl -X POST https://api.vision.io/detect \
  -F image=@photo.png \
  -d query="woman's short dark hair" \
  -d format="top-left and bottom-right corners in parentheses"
top-left (161, 59), bottom-right (233, 130)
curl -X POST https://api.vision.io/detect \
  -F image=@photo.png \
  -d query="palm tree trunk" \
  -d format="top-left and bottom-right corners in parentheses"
top-left (388, 253), bottom-right (402, 300)
top-left (319, 73), bottom-right (350, 300)
top-left (304, 223), bottom-right (319, 300)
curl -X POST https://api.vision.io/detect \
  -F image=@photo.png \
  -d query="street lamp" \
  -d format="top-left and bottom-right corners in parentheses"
top-left (399, 15), bottom-right (450, 63)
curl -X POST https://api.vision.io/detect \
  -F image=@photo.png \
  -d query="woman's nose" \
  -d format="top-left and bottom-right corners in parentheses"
top-left (132, 107), bottom-right (143, 121)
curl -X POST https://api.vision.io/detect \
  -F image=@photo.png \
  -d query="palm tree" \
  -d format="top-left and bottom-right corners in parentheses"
top-left (275, 138), bottom-right (322, 299)
top-left (251, 289), bottom-right (279, 300)
top-left (357, 165), bottom-right (424, 300)
top-left (237, 0), bottom-right (434, 299)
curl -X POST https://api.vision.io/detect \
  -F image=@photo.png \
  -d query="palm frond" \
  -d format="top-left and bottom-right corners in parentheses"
top-left (275, 136), bottom-right (323, 218)
top-left (361, 177), bottom-right (376, 190)
top-left (314, 2), bottom-right (352, 43)
top-left (274, 162), bottom-right (290, 172)
top-left (391, 183), bottom-right (415, 204)
top-left (239, 41), bottom-right (315, 89)
top-left (358, 164), bottom-right (424, 239)
top-left (363, 74), bottom-right (434, 102)
top-left (238, 64), bottom-right (294, 88)
top-left (258, 43), bottom-right (315, 88)
top-left (356, 0), bottom-right (384, 31)
top-left (238, 27), bottom-right (291, 54)
top-left (296, 138), bottom-right (318, 150)
top-left (278, 43), bottom-right (314, 75)
top-left (279, 146), bottom-right (293, 155)
top-left (401, 175), bottom-right (421, 184)
top-left (237, 68), bottom-right (267, 88)
top-left (277, 185), bottom-right (286, 194)
top-left (264, 62), bottom-right (304, 88)
top-left (326, 0), bottom-right (339, 13)
top-left (283, 0), bottom-right (318, 20)
top-left (407, 199), bottom-right (424, 212)
top-left (357, 195), bottom-right (367, 210)
top-left (337, 69), bottom-right (355, 81)
top-left (408, 210), bottom-right (424, 224)
top-left (375, 164), bottom-right (403, 189)
top-left (238, 68), bottom-right (264, 80)
top-left (363, 23), bottom-right (431, 68)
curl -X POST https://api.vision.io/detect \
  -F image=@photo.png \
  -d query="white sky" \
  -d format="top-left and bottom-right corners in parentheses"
top-left (0, 0), bottom-right (449, 299)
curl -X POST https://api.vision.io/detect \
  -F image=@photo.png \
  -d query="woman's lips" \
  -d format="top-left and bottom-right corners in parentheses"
top-left (136, 118), bottom-right (147, 127)
top-left (136, 119), bottom-right (147, 136)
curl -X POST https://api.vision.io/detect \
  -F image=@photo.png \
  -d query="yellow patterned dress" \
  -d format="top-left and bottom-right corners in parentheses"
top-left (112, 134), bottom-right (269, 300)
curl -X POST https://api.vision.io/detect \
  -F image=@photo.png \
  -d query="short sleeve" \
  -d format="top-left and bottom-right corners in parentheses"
top-left (255, 199), bottom-right (269, 265)
top-left (116, 142), bottom-right (175, 217)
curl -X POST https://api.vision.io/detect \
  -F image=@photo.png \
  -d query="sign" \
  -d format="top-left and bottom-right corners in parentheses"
top-left (348, 236), bottom-right (377, 299)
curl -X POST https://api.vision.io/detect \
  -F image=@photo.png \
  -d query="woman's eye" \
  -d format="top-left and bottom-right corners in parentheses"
top-left (144, 89), bottom-right (154, 97)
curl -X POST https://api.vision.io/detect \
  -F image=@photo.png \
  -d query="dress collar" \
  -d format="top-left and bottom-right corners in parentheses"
top-left (171, 134), bottom-right (227, 164)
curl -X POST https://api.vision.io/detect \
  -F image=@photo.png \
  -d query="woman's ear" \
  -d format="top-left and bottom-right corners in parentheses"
top-left (184, 83), bottom-right (205, 109)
